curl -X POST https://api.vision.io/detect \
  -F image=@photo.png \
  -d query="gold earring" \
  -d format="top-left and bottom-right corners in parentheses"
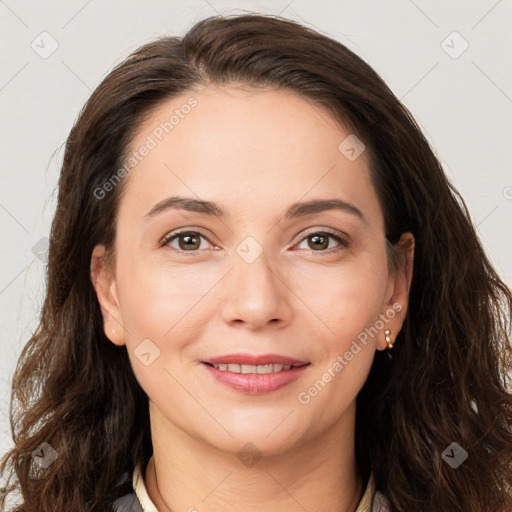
top-left (384, 329), bottom-right (394, 349)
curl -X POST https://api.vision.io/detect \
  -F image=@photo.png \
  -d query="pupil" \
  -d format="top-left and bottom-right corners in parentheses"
top-left (309, 234), bottom-right (328, 250)
top-left (179, 234), bottom-right (199, 250)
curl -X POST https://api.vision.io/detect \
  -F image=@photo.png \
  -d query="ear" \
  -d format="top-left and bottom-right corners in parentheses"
top-left (376, 232), bottom-right (415, 351)
top-left (90, 245), bottom-right (125, 346)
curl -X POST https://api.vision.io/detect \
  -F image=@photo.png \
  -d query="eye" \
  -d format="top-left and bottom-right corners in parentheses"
top-left (161, 229), bottom-right (349, 254)
top-left (162, 231), bottom-right (213, 252)
top-left (295, 230), bottom-right (349, 253)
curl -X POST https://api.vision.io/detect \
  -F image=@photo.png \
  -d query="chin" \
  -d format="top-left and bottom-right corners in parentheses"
top-left (201, 422), bottom-right (305, 459)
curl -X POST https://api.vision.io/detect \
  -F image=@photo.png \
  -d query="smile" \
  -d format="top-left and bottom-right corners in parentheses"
top-left (201, 359), bottom-right (311, 394)
top-left (204, 362), bottom-right (303, 374)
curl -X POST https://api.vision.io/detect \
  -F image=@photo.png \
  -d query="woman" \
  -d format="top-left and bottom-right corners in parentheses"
top-left (1, 13), bottom-right (511, 512)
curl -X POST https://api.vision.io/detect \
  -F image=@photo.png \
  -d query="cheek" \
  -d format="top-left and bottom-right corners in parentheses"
top-left (289, 250), bottom-right (389, 341)
top-left (114, 256), bottom-right (221, 397)
top-left (116, 253), bottom-right (221, 339)
top-left (290, 252), bottom-right (388, 405)
top-left (295, 275), bottom-right (383, 421)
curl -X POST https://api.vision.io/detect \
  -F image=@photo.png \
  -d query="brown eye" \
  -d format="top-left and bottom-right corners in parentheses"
top-left (178, 233), bottom-right (201, 250)
top-left (296, 231), bottom-right (348, 253)
top-left (163, 231), bottom-right (209, 251)
top-left (307, 234), bottom-right (329, 250)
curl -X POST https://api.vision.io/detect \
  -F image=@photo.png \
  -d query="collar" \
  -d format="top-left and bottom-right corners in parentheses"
top-left (133, 463), bottom-right (379, 512)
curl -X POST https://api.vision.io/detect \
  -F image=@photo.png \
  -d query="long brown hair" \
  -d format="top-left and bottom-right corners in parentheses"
top-left (1, 13), bottom-right (511, 512)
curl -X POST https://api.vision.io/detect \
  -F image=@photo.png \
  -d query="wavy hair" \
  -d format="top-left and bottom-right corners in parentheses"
top-left (1, 13), bottom-right (511, 512)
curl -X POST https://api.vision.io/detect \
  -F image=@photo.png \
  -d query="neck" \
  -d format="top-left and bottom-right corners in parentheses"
top-left (144, 401), bottom-right (365, 512)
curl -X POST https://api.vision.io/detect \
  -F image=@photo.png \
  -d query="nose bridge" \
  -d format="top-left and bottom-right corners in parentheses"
top-left (220, 241), bottom-right (290, 328)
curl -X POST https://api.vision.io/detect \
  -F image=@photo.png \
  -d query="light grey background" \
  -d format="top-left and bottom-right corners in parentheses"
top-left (1, 0), bottom-right (511, 454)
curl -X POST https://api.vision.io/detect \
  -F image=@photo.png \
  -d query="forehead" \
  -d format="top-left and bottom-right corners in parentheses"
top-left (119, 84), bottom-right (381, 225)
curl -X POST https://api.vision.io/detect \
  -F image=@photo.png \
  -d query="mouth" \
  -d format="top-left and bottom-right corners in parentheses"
top-left (202, 362), bottom-right (309, 374)
top-left (200, 354), bottom-right (311, 394)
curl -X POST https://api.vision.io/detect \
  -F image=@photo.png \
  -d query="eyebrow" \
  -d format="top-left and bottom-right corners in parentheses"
top-left (144, 196), bottom-right (367, 224)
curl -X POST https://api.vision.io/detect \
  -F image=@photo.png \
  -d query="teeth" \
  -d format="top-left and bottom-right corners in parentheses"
top-left (211, 363), bottom-right (294, 374)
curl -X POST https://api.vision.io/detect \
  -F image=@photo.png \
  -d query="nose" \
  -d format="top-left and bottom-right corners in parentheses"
top-left (219, 253), bottom-right (293, 331)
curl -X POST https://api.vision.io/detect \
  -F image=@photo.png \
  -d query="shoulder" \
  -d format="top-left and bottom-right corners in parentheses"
top-left (112, 492), bottom-right (144, 512)
top-left (372, 489), bottom-right (391, 511)
top-left (357, 471), bottom-right (391, 512)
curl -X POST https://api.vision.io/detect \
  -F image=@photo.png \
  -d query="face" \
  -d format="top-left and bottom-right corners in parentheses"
top-left (92, 84), bottom-right (412, 456)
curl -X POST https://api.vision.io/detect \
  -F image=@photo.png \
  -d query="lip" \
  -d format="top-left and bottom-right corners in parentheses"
top-left (203, 353), bottom-right (309, 366)
top-left (201, 353), bottom-right (310, 394)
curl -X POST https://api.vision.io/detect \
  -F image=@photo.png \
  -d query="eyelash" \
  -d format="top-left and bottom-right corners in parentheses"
top-left (160, 229), bottom-right (350, 255)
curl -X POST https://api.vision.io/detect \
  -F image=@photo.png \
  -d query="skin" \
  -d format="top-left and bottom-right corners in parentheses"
top-left (91, 84), bottom-right (414, 512)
